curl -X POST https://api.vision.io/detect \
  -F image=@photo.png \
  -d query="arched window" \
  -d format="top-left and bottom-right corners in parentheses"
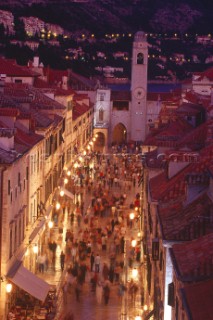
top-left (137, 52), bottom-right (144, 64)
top-left (99, 108), bottom-right (104, 121)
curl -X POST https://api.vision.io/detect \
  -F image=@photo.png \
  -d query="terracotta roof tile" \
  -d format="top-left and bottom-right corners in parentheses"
top-left (34, 77), bottom-right (75, 95)
top-left (158, 193), bottom-right (213, 240)
top-left (181, 280), bottom-right (213, 320)
top-left (147, 91), bottom-right (181, 102)
top-left (145, 118), bottom-right (193, 147)
top-left (0, 57), bottom-right (40, 77)
top-left (15, 127), bottom-right (43, 148)
top-left (195, 66), bottom-right (213, 81)
top-left (171, 233), bottom-right (213, 280)
top-left (0, 108), bottom-right (20, 117)
top-left (177, 120), bottom-right (213, 150)
top-left (150, 142), bottom-right (213, 200)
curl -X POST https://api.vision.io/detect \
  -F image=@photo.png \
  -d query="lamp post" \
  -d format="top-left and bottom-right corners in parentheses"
top-left (6, 282), bottom-right (13, 317)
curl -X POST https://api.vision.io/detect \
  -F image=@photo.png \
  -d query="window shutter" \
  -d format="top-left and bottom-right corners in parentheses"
top-left (168, 282), bottom-right (175, 306)
top-left (152, 238), bottom-right (159, 261)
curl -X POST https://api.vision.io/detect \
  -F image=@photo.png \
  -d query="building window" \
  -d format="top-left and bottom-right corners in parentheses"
top-left (9, 229), bottom-right (12, 258)
top-left (100, 92), bottom-right (105, 101)
top-left (99, 108), bottom-right (104, 121)
top-left (8, 180), bottom-right (11, 195)
top-left (14, 224), bottom-right (17, 251)
top-left (137, 52), bottom-right (144, 64)
top-left (113, 100), bottom-right (129, 111)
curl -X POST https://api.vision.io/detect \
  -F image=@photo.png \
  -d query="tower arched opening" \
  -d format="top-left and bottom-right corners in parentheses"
top-left (112, 123), bottom-right (127, 145)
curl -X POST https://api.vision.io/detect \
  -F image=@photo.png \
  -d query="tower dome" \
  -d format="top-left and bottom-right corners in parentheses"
top-left (134, 31), bottom-right (146, 42)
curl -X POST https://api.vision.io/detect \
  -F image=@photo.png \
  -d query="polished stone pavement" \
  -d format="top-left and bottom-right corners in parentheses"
top-left (38, 165), bottom-right (143, 320)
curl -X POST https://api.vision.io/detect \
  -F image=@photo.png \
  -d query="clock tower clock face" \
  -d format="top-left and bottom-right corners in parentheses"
top-left (134, 87), bottom-right (145, 99)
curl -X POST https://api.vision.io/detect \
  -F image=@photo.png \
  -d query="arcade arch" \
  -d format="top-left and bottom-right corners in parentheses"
top-left (112, 123), bottom-right (127, 145)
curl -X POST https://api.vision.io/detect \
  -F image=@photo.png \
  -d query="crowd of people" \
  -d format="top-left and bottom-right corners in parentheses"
top-left (58, 150), bottom-right (143, 318)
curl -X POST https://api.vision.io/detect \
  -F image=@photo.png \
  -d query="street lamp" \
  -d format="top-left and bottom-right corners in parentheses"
top-left (60, 190), bottom-right (65, 197)
top-left (33, 244), bottom-right (38, 254)
top-left (55, 202), bottom-right (61, 210)
top-left (131, 239), bottom-right (137, 247)
top-left (48, 221), bottom-right (53, 229)
top-left (6, 283), bottom-right (12, 293)
top-left (132, 268), bottom-right (138, 278)
top-left (130, 212), bottom-right (135, 220)
top-left (144, 304), bottom-right (148, 311)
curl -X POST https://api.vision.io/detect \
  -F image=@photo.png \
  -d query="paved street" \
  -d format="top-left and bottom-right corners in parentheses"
top-left (39, 153), bottom-right (144, 320)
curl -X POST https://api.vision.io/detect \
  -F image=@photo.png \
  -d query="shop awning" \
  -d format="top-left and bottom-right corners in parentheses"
top-left (7, 260), bottom-right (50, 302)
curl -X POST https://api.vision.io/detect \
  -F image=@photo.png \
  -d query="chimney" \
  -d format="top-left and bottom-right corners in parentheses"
top-left (0, 74), bottom-right (6, 93)
top-left (62, 76), bottom-right (68, 90)
top-left (33, 56), bottom-right (39, 68)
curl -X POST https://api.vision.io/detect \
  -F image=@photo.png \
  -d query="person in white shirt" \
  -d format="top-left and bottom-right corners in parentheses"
top-left (94, 254), bottom-right (101, 273)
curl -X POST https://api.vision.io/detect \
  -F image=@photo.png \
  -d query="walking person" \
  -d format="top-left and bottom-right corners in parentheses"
top-left (96, 281), bottom-right (103, 304)
top-left (94, 254), bottom-right (101, 273)
top-left (60, 251), bottom-right (65, 271)
top-left (90, 252), bottom-right (95, 272)
top-left (103, 281), bottom-right (110, 305)
top-left (74, 278), bottom-right (82, 302)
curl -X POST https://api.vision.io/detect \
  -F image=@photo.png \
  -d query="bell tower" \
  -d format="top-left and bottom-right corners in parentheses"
top-left (130, 31), bottom-right (148, 142)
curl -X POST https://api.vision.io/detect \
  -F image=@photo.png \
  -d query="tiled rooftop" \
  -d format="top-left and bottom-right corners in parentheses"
top-left (177, 120), bottom-right (210, 150)
top-left (149, 143), bottom-right (213, 203)
top-left (73, 102), bottom-right (91, 120)
top-left (158, 192), bottom-right (213, 241)
top-left (145, 118), bottom-right (193, 147)
top-left (0, 57), bottom-right (40, 77)
top-left (171, 233), bottom-right (213, 281)
top-left (181, 280), bottom-right (213, 320)
top-left (195, 66), bottom-right (213, 81)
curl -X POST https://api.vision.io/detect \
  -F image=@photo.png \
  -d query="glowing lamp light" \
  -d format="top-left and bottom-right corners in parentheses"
top-left (131, 239), bottom-right (137, 247)
top-left (33, 245), bottom-right (38, 254)
top-left (87, 145), bottom-right (91, 150)
top-left (74, 163), bottom-right (78, 169)
top-left (48, 221), bottom-right (53, 229)
top-left (135, 316), bottom-right (142, 320)
top-left (129, 212), bottom-right (135, 220)
top-left (89, 141), bottom-right (93, 146)
top-left (60, 190), bottom-right (65, 197)
top-left (93, 138), bottom-right (96, 141)
top-left (55, 202), bottom-right (61, 210)
top-left (132, 268), bottom-right (138, 278)
top-left (25, 248), bottom-right (29, 256)
top-left (64, 178), bottom-right (68, 184)
top-left (95, 134), bottom-right (98, 138)
top-left (83, 150), bottom-right (87, 156)
top-left (67, 171), bottom-right (71, 176)
top-left (6, 283), bottom-right (12, 293)
top-left (79, 156), bottom-right (83, 162)
top-left (144, 305), bottom-right (148, 311)
top-left (135, 207), bottom-right (139, 211)
top-left (138, 232), bottom-right (141, 237)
